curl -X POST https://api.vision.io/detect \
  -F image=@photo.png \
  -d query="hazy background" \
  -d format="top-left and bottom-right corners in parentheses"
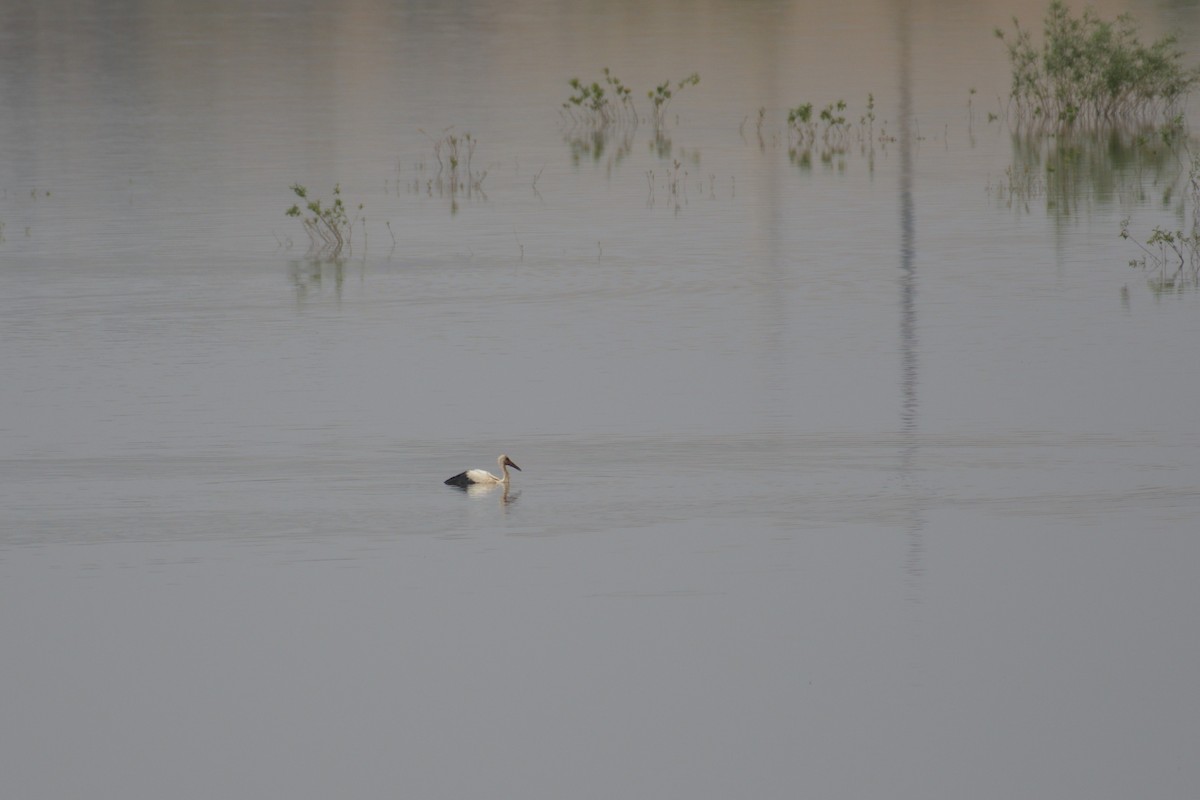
top-left (2, 1), bottom-right (1199, 798)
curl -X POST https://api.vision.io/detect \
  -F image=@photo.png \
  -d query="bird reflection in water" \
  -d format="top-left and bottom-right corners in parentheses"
top-left (464, 481), bottom-right (519, 506)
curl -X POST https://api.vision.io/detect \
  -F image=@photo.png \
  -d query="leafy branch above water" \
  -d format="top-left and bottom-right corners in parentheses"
top-left (785, 95), bottom-right (885, 170)
top-left (560, 69), bottom-right (701, 168)
top-left (561, 68), bottom-right (699, 134)
top-left (562, 68), bottom-right (637, 129)
top-left (423, 128), bottom-right (487, 193)
top-left (409, 128), bottom-right (490, 215)
top-left (647, 73), bottom-right (700, 133)
top-left (285, 184), bottom-right (360, 258)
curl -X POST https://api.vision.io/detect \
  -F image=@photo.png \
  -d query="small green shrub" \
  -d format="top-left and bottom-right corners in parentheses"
top-left (561, 69), bottom-right (698, 132)
top-left (422, 128), bottom-right (487, 192)
top-left (286, 184), bottom-right (357, 258)
top-left (562, 68), bottom-right (636, 129)
top-left (996, 0), bottom-right (1200, 126)
top-left (648, 72), bottom-right (699, 131)
top-left (1122, 220), bottom-right (1200, 292)
top-left (786, 96), bottom-right (877, 170)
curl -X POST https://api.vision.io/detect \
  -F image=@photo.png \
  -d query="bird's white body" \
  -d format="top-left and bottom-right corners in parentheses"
top-left (463, 468), bottom-right (506, 485)
top-left (445, 455), bottom-right (521, 488)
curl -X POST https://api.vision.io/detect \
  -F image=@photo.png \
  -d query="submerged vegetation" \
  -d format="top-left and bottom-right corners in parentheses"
top-left (990, 1), bottom-right (1200, 291)
top-left (267, 3), bottom-right (1200, 294)
top-left (1122, 218), bottom-right (1200, 293)
top-left (400, 128), bottom-right (492, 216)
top-left (560, 69), bottom-right (701, 170)
top-left (562, 69), bottom-right (637, 129)
top-left (426, 129), bottom-right (481, 185)
top-left (785, 95), bottom-right (884, 170)
top-left (986, 110), bottom-right (1200, 291)
top-left (988, 124), bottom-right (1185, 214)
top-left (285, 184), bottom-right (360, 259)
top-left (647, 73), bottom-right (700, 133)
top-left (561, 69), bottom-right (699, 133)
top-left (996, 0), bottom-right (1200, 127)
top-left (422, 128), bottom-right (488, 199)
top-left (1121, 156), bottom-right (1200, 293)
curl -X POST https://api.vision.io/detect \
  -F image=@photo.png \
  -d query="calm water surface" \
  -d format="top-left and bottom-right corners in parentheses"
top-left (2, 2), bottom-right (1199, 798)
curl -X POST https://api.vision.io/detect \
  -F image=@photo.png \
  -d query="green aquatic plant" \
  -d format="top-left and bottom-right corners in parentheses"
top-left (648, 72), bottom-right (700, 131)
top-left (559, 70), bottom-right (700, 170)
top-left (787, 99), bottom-right (858, 146)
top-left (285, 183), bottom-right (358, 258)
top-left (819, 100), bottom-right (847, 131)
top-left (1121, 220), bottom-right (1200, 292)
top-left (787, 102), bottom-right (815, 146)
top-left (562, 68), bottom-right (637, 129)
top-left (1120, 155), bottom-right (1200, 292)
top-left (861, 93), bottom-right (876, 139)
top-left (995, 0), bottom-right (1200, 127)
top-left (422, 128), bottom-right (486, 190)
top-left (561, 69), bottom-right (699, 133)
top-left (560, 72), bottom-right (635, 166)
top-left (415, 128), bottom-right (489, 213)
top-left (786, 96), bottom-right (877, 170)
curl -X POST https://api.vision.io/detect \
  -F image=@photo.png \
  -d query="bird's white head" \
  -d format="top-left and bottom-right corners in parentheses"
top-left (499, 454), bottom-right (521, 472)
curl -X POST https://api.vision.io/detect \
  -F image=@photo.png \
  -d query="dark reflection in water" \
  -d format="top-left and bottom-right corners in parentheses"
top-left (994, 125), bottom-right (1192, 218)
top-left (563, 126), bottom-right (635, 171)
top-left (289, 258), bottom-right (346, 301)
top-left (994, 122), bottom-right (1200, 295)
top-left (896, 0), bottom-right (925, 599)
top-left (897, 20), bottom-right (917, 438)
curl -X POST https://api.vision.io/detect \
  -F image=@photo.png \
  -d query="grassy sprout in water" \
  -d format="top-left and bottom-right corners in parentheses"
top-left (561, 69), bottom-right (699, 133)
top-left (996, 0), bottom-right (1200, 127)
top-left (561, 68), bottom-right (637, 130)
top-left (1122, 221), bottom-right (1200, 293)
top-left (560, 69), bottom-right (700, 168)
top-left (1121, 156), bottom-right (1200, 293)
top-left (786, 95), bottom-right (880, 169)
top-left (423, 128), bottom-right (486, 190)
top-left (285, 184), bottom-right (359, 258)
top-left (648, 72), bottom-right (700, 132)
top-left (412, 128), bottom-right (489, 214)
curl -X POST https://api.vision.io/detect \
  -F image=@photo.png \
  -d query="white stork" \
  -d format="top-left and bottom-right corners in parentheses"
top-left (444, 454), bottom-right (521, 488)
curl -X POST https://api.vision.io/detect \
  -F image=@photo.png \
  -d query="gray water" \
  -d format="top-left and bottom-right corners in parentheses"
top-left (3, 1), bottom-right (1199, 798)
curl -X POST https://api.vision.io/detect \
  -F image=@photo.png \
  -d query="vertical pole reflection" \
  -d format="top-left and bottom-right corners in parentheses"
top-left (898, 5), bottom-right (917, 436)
top-left (896, 0), bottom-right (925, 599)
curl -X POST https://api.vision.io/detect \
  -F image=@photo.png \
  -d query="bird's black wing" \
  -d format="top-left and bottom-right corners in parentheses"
top-left (444, 471), bottom-right (472, 487)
